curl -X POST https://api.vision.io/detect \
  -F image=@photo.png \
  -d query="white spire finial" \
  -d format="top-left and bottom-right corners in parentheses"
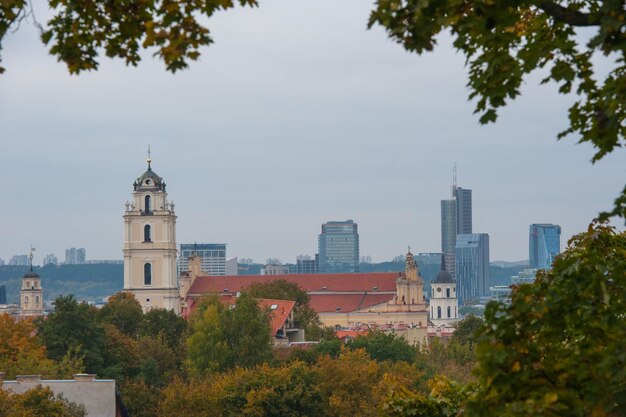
top-left (147, 145), bottom-right (152, 169)
top-left (29, 245), bottom-right (35, 271)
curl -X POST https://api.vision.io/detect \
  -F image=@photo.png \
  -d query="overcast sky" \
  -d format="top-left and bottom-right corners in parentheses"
top-left (1, 0), bottom-right (624, 265)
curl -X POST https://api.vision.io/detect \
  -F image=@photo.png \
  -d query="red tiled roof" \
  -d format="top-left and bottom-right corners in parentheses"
top-left (309, 293), bottom-right (393, 313)
top-left (336, 329), bottom-right (370, 340)
top-left (188, 272), bottom-right (401, 295)
top-left (257, 298), bottom-right (296, 335)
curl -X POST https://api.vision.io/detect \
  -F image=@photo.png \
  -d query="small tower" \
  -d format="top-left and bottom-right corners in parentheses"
top-left (20, 248), bottom-right (44, 317)
top-left (123, 150), bottom-right (179, 313)
top-left (429, 255), bottom-right (458, 326)
top-left (393, 249), bottom-right (426, 307)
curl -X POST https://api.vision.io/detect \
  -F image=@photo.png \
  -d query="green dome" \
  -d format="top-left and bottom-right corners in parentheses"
top-left (133, 164), bottom-right (166, 191)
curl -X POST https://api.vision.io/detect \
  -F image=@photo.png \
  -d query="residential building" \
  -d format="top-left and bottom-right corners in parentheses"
top-left (511, 268), bottom-right (538, 285)
top-left (65, 248), bottom-right (86, 264)
top-left (318, 220), bottom-right (359, 273)
top-left (225, 257), bottom-right (238, 275)
top-left (262, 263), bottom-right (290, 275)
top-left (178, 243), bottom-right (227, 276)
top-left (123, 156), bottom-right (179, 312)
top-left (529, 223), bottom-right (561, 269)
top-left (295, 255), bottom-right (319, 274)
top-left (1, 374), bottom-right (128, 417)
top-left (8, 255), bottom-right (29, 266)
top-left (455, 233), bottom-right (490, 304)
top-left (0, 285), bottom-right (6, 304)
top-left (43, 254), bottom-right (58, 265)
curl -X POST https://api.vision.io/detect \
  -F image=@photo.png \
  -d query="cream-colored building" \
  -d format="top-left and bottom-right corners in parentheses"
top-left (123, 157), bottom-right (179, 312)
top-left (20, 269), bottom-right (43, 318)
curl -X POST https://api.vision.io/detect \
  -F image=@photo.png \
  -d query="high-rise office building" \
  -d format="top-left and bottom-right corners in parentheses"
top-left (65, 248), bottom-right (86, 264)
top-left (441, 185), bottom-right (473, 279)
top-left (529, 224), bottom-right (561, 269)
top-left (318, 220), bottom-right (359, 273)
top-left (178, 243), bottom-right (227, 276)
top-left (455, 233), bottom-right (489, 305)
top-left (455, 187), bottom-right (472, 234)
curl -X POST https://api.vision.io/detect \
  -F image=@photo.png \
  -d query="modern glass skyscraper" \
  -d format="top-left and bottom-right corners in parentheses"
top-left (441, 186), bottom-right (472, 278)
top-left (455, 187), bottom-right (472, 234)
top-left (529, 224), bottom-right (561, 269)
top-left (318, 220), bottom-right (359, 273)
top-left (455, 233), bottom-right (490, 304)
top-left (178, 243), bottom-right (227, 276)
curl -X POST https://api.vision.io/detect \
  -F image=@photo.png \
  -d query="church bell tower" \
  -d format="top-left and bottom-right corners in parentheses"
top-left (123, 152), bottom-right (179, 313)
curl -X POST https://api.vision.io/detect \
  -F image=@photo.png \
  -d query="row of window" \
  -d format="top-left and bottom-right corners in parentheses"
top-left (431, 305), bottom-right (456, 319)
top-left (23, 295), bottom-right (41, 305)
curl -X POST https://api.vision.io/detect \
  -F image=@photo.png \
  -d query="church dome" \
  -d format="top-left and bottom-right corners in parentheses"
top-left (133, 160), bottom-right (166, 191)
top-left (433, 255), bottom-right (454, 284)
top-left (23, 271), bottom-right (39, 278)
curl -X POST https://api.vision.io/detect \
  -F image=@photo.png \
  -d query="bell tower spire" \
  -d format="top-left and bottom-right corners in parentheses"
top-left (123, 153), bottom-right (179, 313)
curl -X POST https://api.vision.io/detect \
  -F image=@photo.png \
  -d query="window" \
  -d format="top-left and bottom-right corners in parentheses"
top-left (145, 195), bottom-right (151, 212)
top-left (144, 263), bottom-right (152, 285)
top-left (447, 306), bottom-right (451, 318)
top-left (144, 225), bottom-right (152, 242)
top-left (36, 296), bottom-right (40, 306)
top-left (437, 306), bottom-right (441, 318)
top-left (446, 288), bottom-right (450, 297)
top-left (24, 296), bottom-right (29, 304)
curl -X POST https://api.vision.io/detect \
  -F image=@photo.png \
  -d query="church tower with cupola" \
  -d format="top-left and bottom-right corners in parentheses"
top-left (429, 255), bottom-right (458, 326)
top-left (20, 248), bottom-right (44, 317)
top-left (123, 152), bottom-right (179, 313)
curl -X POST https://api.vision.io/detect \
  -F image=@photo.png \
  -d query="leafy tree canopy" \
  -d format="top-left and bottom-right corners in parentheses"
top-left (185, 294), bottom-right (271, 377)
top-left (467, 223), bottom-right (626, 417)
top-left (35, 295), bottom-right (105, 374)
top-left (0, 385), bottom-right (86, 417)
top-left (96, 292), bottom-right (144, 338)
top-left (347, 331), bottom-right (416, 364)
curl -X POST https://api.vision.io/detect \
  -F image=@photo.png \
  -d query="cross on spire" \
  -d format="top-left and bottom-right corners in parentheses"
top-left (147, 145), bottom-right (152, 170)
top-left (29, 245), bottom-right (35, 272)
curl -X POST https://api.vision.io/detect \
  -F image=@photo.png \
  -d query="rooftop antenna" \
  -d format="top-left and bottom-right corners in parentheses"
top-left (29, 245), bottom-right (35, 272)
top-left (452, 162), bottom-right (457, 197)
top-left (147, 145), bottom-right (152, 170)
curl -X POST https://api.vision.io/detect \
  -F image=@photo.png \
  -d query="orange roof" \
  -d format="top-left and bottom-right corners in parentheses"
top-left (257, 299), bottom-right (296, 335)
top-left (188, 272), bottom-right (401, 295)
top-left (336, 329), bottom-right (370, 340)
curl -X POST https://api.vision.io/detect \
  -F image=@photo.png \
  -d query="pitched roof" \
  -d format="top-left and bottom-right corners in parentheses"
top-left (257, 299), bottom-right (296, 335)
top-left (309, 293), bottom-right (394, 313)
top-left (188, 272), bottom-right (401, 295)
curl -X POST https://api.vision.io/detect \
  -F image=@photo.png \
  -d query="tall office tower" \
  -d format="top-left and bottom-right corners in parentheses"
top-left (455, 233), bottom-right (490, 305)
top-left (178, 244), bottom-right (227, 276)
top-left (65, 248), bottom-right (86, 264)
top-left (455, 187), bottom-right (472, 234)
top-left (441, 179), bottom-right (473, 279)
top-left (529, 224), bottom-right (561, 269)
top-left (43, 254), bottom-right (58, 265)
top-left (441, 199), bottom-right (457, 278)
top-left (318, 220), bottom-right (359, 273)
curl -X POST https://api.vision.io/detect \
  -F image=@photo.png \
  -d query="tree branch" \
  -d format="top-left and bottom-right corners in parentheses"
top-left (537, 1), bottom-right (600, 26)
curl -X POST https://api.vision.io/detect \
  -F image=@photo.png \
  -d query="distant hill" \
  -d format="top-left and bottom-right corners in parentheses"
top-left (0, 260), bottom-right (529, 305)
top-left (0, 264), bottom-right (123, 305)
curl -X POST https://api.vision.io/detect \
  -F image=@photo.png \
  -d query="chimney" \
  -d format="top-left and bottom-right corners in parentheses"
top-left (16, 375), bottom-right (41, 383)
top-left (74, 374), bottom-right (96, 382)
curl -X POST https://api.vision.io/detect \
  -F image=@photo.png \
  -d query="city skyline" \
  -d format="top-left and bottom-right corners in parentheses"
top-left (1, 1), bottom-right (623, 264)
